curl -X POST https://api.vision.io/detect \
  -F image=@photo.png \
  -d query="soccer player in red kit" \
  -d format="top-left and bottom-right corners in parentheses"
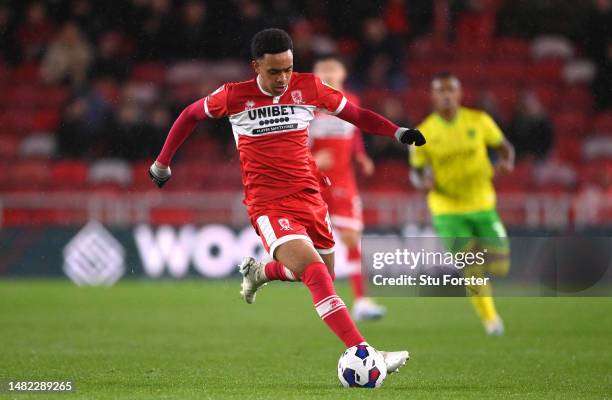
top-left (149, 29), bottom-right (425, 374)
top-left (310, 55), bottom-right (385, 321)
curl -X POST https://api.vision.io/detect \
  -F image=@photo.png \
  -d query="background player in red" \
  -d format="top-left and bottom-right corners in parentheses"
top-left (310, 55), bottom-right (386, 321)
top-left (148, 28), bottom-right (425, 374)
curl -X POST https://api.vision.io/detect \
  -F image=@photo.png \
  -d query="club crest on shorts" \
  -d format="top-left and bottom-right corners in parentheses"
top-left (278, 218), bottom-right (292, 231)
top-left (291, 90), bottom-right (303, 105)
top-left (245, 100), bottom-right (255, 111)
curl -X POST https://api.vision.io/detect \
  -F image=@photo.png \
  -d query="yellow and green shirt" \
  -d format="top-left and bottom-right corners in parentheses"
top-left (410, 107), bottom-right (504, 215)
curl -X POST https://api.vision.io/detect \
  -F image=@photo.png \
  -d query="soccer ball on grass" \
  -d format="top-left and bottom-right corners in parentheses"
top-left (337, 344), bottom-right (387, 388)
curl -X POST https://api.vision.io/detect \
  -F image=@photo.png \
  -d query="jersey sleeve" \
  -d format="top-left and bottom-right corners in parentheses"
top-left (203, 84), bottom-right (231, 119)
top-left (409, 122), bottom-right (430, 168)
top-left (480, 112), bottom-right (504, 147)
top-left (313, 76), bottom-right (347, 115)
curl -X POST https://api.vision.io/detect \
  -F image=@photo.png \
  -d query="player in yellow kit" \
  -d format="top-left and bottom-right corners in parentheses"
top-left (409, 73), bottom-right (515, 335)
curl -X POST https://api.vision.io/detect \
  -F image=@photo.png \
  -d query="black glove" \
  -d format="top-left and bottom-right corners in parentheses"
top-left (396, 128), bottom-right (426, 146)
top-left (149, 163), bottom-right (171, 188)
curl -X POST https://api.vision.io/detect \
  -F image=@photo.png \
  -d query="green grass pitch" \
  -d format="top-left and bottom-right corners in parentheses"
top-left (1, 279), bottom-right (611, 399)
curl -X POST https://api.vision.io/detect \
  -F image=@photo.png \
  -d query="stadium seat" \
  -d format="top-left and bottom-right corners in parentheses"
top-left (131, 161), bottom-right (157, 191)
top-left (593, 112), bottom-right (612, 135)
top-left (12, 63), bottom-right (40, 83)
top-left (493, 38), bottom-right (530, 62)
top-left (530, 35), bottom-right (575, 61)
top-left (526, 60), bottom-right (562, 84)
top-left (553, 112), bottom-right (590, 138)
top-left (0, 136), bottom-right (20, 159)
top-left (32, 110), bottom-right (61, 131)
top-left (18, 133), bottom-right (57, 159)
top-left (557, 85), bottom-right (593, 113)
top-left (583, 136), bottom-right (612, 161)
top-left (130, 63), bottom-right (167, 84)
top-left (51, 160), bottom-right (89, 190)
top-left (553, 136), bottom-right (582, 164)
top-left (89, 159), bottom-right (133, 189)
top-left (11, 160), bottom-right (51, 191)
top-left (482, 62), bottom-right (527, 85)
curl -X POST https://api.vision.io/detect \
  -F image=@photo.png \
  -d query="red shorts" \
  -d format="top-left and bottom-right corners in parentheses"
top-left (248, 189), bottom-right (335, 257)
top-left (321, 183), bottom-right (363, 232)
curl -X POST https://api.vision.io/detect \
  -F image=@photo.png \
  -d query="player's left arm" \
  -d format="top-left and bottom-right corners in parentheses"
top-left (337, 101), bottom-right (425, 146)
top-left (312, 76), bottom-right (425, 146)
top-left (482, 112), bottom-right (515, 174)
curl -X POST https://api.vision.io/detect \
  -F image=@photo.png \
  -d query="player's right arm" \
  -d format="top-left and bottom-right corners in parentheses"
top-left (149, 85), bottom-right (229, 188)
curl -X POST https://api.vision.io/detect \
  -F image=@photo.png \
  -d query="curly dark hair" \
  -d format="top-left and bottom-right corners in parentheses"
top-left (251, 28), bottom-right (293, 60)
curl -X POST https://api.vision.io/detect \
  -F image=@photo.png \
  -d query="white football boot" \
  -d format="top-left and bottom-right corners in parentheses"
top-left (239, 257), bottom-right (268, 304)
top-left (379, 350), bottom-right (410, 373)
top-left (352, 297), bottom-right (387, 321)
top-left (484, 316), bottom-right (505, 336)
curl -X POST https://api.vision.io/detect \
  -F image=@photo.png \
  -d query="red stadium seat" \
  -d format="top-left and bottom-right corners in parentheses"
top-left (553, 112), bottom-right (590, 138)
top-left (493, 38), bottom-right (530, 62)
top-left (593, 112), bottom-right (612, 134)
top-left (0, 136), bottom-right (20, 159)
top-left (131, 161), bottom-right (157, 191)
top-left (532, 85), bottom-right (560, 110)
top-left (526, 60), bottom-right (563, 84)
top-left (558, 85), bottom-right (593, 113)
top-left (482, 62), bottom-right (527, 85)
top-left (130, 63), bottom-right (166, 84)
top-left (552, 136), bottom-right (582, 164)
top-left (12, 64), bottom-right (40, 83)
top-left (51, 160), bottom-right (89, 190)
top-left (11, 160), bottom-right (51, 191)
top-left (32, 109), bottom-right (61, 131)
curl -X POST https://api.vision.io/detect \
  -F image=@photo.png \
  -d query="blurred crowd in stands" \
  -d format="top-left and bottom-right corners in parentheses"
top-left (0, 0), bottom-right (612, 195)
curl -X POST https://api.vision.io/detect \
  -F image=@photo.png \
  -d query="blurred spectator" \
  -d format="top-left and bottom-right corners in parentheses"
top-left (355, 17), bottom-right (404, 90)
top-left (16, 1), bottom-right (55, 62)
top-left (41, 22), bottom-right (93, 86)
top-left (57, 97), bottom-right (99, 158)
top-left (233, 0), bottom-right (267, 59)
top-left (583, 0), bottom-right (612, 64)
top-left (142, 104), bottom-right (172, 158)
top-left (368, 97), bottom-right (410, 161)
top-left (0, 3), bottom-right (17, 64)
top-left (508, 91), bottom-right (553, 161)
top-left (592, 41), bottom-right (612, 110)
top-left (68, 0), bottom-right (100, 38)
top-left (90, 32), bottom-right (132, 82)
top-left (135, 0), bottom-right (175, 59)
top-left (107, 101), bottom-right (149, 159)
top-left (174, 0), bottom-right (210, 59)
top-left (476, 90), bottom-right (504, 126)
top-left (584, 0), bottom-right (612, 109)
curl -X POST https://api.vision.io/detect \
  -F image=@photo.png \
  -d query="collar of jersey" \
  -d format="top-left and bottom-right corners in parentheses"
top-left (256, 75), bottom-right (289, 103)
top-left (435, 108), bottom-right (462, 127)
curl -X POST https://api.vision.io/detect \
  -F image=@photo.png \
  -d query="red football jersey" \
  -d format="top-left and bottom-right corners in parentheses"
top-left (203, 72), bottom-right (347, 209)
top-left (310, 91), bottom-right (361, 187)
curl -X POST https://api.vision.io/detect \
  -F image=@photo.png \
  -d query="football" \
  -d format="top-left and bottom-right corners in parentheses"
top-left (337, 344), bottom-right (387, 388)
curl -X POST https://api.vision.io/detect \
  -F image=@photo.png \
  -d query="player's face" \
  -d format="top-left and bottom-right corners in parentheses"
top-left (431, 78), bottom-right (462, 113)
top-left (313, 59), bottom-right (346, 89)
top-left (253, 50), bottom-right (294, 96)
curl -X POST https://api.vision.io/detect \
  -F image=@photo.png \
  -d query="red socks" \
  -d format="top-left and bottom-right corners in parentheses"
top-left (301, 261), bottom-right (364, 348)
top-left (347, 246), bottom-right (365, 299)
top-left (264, 260), bottom-right (297, 281)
